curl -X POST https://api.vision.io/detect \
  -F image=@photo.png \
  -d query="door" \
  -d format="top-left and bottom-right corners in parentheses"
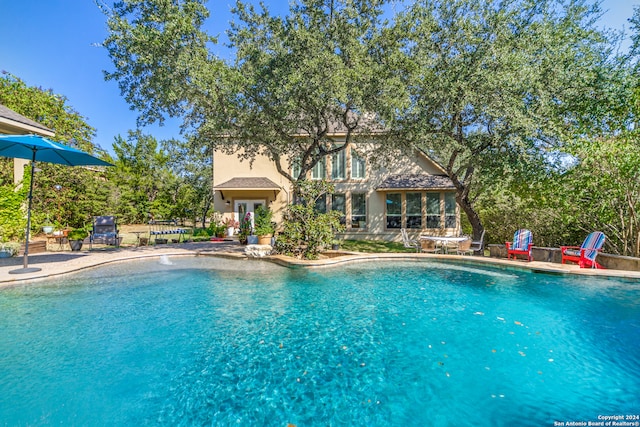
top-left (234, 200), bottom-right (265, 229)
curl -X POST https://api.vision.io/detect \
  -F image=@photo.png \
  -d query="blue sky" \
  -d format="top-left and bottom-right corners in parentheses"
top-left (0, 0), bottom-right (637, 155)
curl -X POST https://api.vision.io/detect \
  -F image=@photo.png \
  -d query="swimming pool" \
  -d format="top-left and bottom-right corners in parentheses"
top-left (0, 257), bottom-right (638, 426)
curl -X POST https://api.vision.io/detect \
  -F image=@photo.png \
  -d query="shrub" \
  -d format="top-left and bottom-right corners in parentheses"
top-left (254, 205), bottom-right (275, 236)
top-left (273, 181), bottom-right (345, 260)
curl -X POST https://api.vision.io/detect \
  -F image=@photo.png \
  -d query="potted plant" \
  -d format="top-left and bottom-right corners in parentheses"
top-left (42, 215), bottom-right (54, 234)
top-left (0, 241), bottom-right (20, 258)
top-left (331, 238), bottom-right (341, 251)
top-left (238, 212), bottom-right (252, 245)
top-left (224, 217), bottom-right (239, 237)
top-left (67, 228), bottom-right (88, 251)
top-left (254, 205), bottom-right (275, 245)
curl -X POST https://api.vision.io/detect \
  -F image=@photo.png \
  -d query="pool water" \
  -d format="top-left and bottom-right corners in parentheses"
top-left (0, 257), bottom-right (638, 426)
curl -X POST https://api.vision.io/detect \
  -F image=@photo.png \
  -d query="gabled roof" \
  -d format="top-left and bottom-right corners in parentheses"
top-left (0, 104), bottom-right (54, 136)
top-left (214, 177), bottom-right (282, 190)
top-left (376, 174), bottom-right (455, 191)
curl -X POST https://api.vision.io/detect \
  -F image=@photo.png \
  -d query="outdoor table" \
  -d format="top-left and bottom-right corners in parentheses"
top-left (420, 236), bottom-right (468, 254)
top-left (131, 231), bottom-right (146, 247)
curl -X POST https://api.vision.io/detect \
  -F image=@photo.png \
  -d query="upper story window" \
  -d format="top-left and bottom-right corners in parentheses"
top-left (291, 157), bottom-right (302, 180)
top-left (351, 150), bottom-right (366, 179)
top-left (311, 157), bottom-right (326, 180)
top-left (331, 149), bottom-right (346, 180)
top-left (290, 146), bottom-right (366, 181)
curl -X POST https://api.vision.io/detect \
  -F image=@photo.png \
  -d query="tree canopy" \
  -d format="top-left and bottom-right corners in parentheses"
top-left (392, 0), bottom-right (616, 240)
top-left (103, 0), bottom-right (405, 184)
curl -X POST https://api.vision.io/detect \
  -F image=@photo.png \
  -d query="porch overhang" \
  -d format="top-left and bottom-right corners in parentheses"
top-left (376, 174), bottom-right (456, 191)
top-left (214, 177), bottom-right (282, 200)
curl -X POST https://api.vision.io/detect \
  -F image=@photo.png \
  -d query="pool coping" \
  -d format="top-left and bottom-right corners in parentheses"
top-left (2, 241), bottom-right (640, 286)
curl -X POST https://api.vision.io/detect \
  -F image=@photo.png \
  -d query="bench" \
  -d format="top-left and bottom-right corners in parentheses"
top-left (149, 219), bottom-right (188, 244)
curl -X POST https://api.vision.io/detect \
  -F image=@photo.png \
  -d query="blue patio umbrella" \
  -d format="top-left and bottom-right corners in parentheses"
top-left (0, 134), bottom-right (113, 274)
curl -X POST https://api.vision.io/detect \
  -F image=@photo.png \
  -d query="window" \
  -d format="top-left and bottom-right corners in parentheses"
top-left (426, 193), bottom-right (440, 228)
top-left (332, 193), bottom-right (346, 224)
top-left (312, 157), bottom-right (326, 180)
top-left (386, 193), bottom-right (402, 229)
top-left (406, 192), bottom-right (422, 229)
top-left (291, 157), bottom-right (302, 180)
top-left (315, 194), bottom-right (327, 213)
top-left (331, 149), bottom-right (346, 180)
top-left (351, 193), bottom-right (367, 229)
top-left (445, 193), bottom-right (457, 228)
top-left (351, 150), bottom-right (366, 179)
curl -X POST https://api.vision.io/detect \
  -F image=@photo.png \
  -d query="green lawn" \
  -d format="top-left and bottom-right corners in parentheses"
top-left (339, 239), bottom-right (416, 253)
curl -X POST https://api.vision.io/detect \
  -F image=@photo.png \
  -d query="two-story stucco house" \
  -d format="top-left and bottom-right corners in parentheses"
top-left (213, 130), bottom-right (460, 242)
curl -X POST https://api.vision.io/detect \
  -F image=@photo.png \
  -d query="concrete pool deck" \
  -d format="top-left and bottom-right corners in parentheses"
top-left (2, 240), bottom-right (640, 286)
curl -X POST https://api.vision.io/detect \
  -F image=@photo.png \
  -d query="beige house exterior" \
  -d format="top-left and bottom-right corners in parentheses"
top-left (213, 135), bottom-right (461, 242)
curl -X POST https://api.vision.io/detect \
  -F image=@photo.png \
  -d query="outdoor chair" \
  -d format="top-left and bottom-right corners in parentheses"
top-left (89, 216), bottom-right (120, 249)
top-left (456, 238), bottom-right (474, 255)
top-left (561, 231), bottom-right (606, 269)
top-left (506, 229), bottom-right (533, 261)
top-left (470, 230), bottom-right (485, 255)
top-left (420, 238), bottom-right (440, 254)
top-left (401, 228), bottom-right (421, 253)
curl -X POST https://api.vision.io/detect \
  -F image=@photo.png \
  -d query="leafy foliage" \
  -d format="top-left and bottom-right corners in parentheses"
top-left (274, 181), bottom-right (345, 259)
top-left (393, 0), bottom-right (615, 241)
top-left (0, 170), bottom-right (29, 241)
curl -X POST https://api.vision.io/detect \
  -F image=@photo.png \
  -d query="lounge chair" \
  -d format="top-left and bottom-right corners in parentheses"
top-left (470, 230), bottom-right (485, 255)
top-left (401, 228), bottom-right (421, 253)
top-left (561, 231), bottom-right (606, 269)
top-left (89, 216), bottom-right (120, 249)
top-left (506, 229), bottom-right (533, 261)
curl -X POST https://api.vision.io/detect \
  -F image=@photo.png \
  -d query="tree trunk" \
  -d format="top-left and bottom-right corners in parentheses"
top-left (456, 191), bottom-right (484, 242)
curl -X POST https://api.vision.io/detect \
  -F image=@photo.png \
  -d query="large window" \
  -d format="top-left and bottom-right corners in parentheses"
top-left (332, 149), bottom-right (346, 180)
top-left (312, 157), bottom-right (326, 180)
top-left (331, 193), bottom-right (346, 225)
top-left (406, 192), bottom-right (422, 229)
top-left (351, 193), bottom-right (367, 229)
top-left (351, 150), bottom-right (366, 179)
top-left (445, 193), bottom-right (457, 228)
top-left (386, 193), bottom-right (402, 229)
top-left (384, 192), bottom-right (457, 231)
top-left (426, 193), bottom-right (441, 228)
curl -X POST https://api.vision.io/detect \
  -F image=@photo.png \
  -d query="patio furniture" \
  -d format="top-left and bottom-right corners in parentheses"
top-left (456, 238), bottom-right (474, 255)
top-left (470, 230), bottom-right (485, 255)
top-left (506, 229), bottom-right (533, 261)
top-left (149, 219), bottom-right (188, 244)
top-left (401, 228), bottom-right (421, 253)
top-left (420, 235), bottom-right (467, 254)
top-left (420, 238), bottom-right (441, 253)
top-left (89, 216), bottom-right (120, 249)
top-left (561, 231), bottom-right (606, 269)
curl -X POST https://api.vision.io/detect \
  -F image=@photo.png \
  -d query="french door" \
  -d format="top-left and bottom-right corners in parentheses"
top-left (234, 200), bottom-right (265, 229)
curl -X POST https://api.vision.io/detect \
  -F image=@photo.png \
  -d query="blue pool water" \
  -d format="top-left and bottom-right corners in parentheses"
top-left (0, 257), bottom-right (639, 426)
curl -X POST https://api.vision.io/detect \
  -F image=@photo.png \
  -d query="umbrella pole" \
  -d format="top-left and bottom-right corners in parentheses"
top-left (9, 150), bottom-right (42, 274)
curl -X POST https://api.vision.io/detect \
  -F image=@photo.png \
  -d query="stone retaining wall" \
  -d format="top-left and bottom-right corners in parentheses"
top-left (488, 244), bottom-right (640, 271)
